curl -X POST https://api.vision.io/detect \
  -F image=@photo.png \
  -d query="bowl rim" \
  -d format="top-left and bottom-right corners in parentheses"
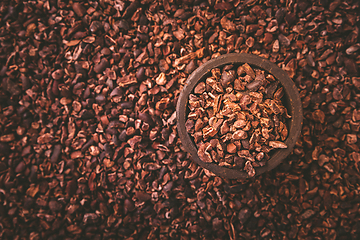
top-left (176, 53), bottom-right (303, 179)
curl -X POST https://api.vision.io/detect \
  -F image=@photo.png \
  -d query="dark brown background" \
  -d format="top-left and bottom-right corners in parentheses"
top-left (0, 0), bottom-right (359, 239)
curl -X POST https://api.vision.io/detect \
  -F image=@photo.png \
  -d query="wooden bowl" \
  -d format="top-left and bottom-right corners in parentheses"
top-left (176, 53), bottom-right (303, 179)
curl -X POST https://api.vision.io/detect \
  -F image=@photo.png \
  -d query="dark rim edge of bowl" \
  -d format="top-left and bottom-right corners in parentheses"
top-left (176, 53), bottom-right (303, 179)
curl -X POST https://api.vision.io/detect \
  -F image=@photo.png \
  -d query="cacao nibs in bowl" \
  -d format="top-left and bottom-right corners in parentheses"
top-left (177, 53), bottom-right (303, 179)
top-left (186, 63), bottom-right (290, 177)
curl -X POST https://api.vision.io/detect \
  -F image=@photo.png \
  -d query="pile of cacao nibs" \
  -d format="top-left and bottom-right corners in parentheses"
top-left (186, 63), bottom-right (291, 176)
top-left (1, 0), bottom-right (359, 238)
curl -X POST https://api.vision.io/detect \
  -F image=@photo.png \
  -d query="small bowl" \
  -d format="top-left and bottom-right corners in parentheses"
top-left (176, 53), bottom-right (303, 179)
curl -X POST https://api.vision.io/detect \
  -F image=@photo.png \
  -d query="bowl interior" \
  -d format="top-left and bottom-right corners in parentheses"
top-left (176, 53), bottom-right (303, 179)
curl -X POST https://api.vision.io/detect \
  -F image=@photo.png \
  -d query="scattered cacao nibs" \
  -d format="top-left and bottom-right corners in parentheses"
top-left (0, 0), bottom-right (359, 239)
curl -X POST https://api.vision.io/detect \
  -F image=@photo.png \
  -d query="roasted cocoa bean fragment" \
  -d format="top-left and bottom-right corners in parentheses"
top-left (242, 63), bottom-right (255, 79)
top-left (50, 145), bottom-right (62, 163)
top-left (269, 141), bottom-right (287, 149)
top-left (278, 34), bottom-right (291, 47)
top-left (15, 161), bottom-right (26, 173)
top-left (227, 143), bottom-right (237, 153)
top-left (194, 82), bottom-right (206, 94)
top-left (94, 58), bottom-right (109, 73)
top-left (246, 80), bottom-right (263, 91)
top-left (123, 1), bottom-right (138, 19)
top-left (72, 2), bottom-right (86, 17)
top-left (49, 200), bottom-right (62, 212)
top-left (89, 21), bottom-right (103, 33)
top-left (238, 207), bottom-right (252, 223)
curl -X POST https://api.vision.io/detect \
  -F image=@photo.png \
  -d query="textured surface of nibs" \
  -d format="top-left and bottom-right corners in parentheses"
top-left (0, 0), bottom-right (359, 239)
top-left (186, 63), bottom-right (290, 177)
